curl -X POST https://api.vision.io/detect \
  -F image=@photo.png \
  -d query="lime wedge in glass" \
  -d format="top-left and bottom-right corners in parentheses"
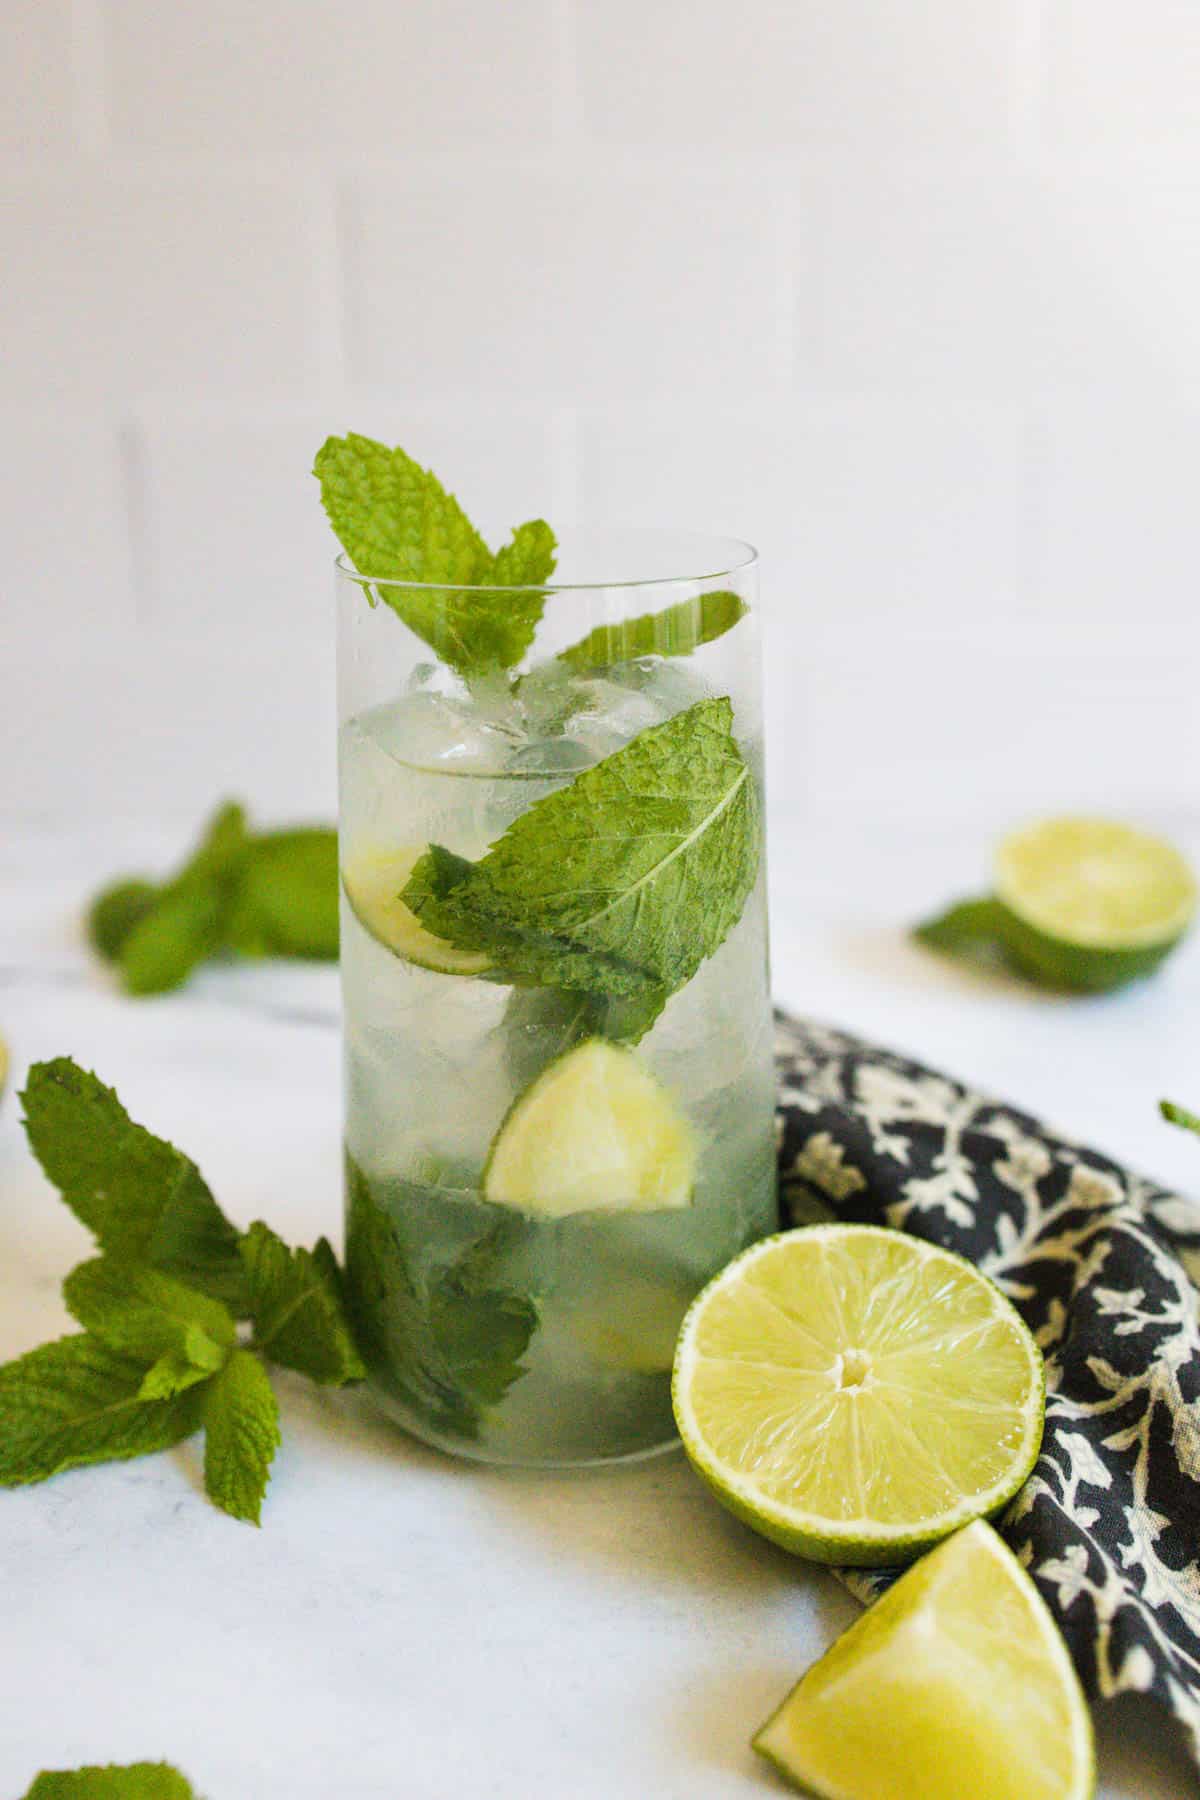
top-left (341, 844), bottom-right (490, 977)
top-left (484, 1039), bottom-right (695, 1218)
top-left (994, 816), bottom-right (1195, 992)
top-left (672, 1224), bottom-right (1044, 1565)
top-left (754, 1518), bottom-right (1094, 1800)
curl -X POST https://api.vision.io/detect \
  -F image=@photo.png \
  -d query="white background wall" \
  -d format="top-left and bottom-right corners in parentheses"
top-left (3, 1), bottom-right (1200, 857)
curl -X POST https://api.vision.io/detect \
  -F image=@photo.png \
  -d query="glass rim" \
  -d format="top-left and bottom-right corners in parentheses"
top-left (334, 530), bottom-right (758, 596)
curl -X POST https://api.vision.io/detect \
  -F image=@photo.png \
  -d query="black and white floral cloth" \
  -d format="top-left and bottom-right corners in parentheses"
top-left (774, 1012), bottom-right (1200, 1764)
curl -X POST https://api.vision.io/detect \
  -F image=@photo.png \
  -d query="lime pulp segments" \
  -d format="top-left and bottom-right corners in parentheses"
top-left (754, 1518), bottom-right (1094, 1800)
top-left (483, 1038), bottom-right (695, 1218)
top-left (672, 1224), bottom-right (1044, 1565)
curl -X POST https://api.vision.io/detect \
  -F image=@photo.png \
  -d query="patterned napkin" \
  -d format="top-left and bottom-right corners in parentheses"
top-left (773, 1011), bottom-right (1200, 1764)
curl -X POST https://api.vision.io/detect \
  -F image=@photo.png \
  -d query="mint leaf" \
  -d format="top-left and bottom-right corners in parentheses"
top-left (226, 827), bottom-right (338, 960)
top-left (404, 697), bottom-right (759, 1004)
top-left (87, 879), bottom-right (159, 963)
top-left (491, 518), bottom-right (556, 588)
top-left (63, 1257), bottom-right (235, 1371)
top-left (117, 802), bottom-right (248, 995)
top-left (315, 433), bottom-right (494, 675)
top-left (240, 1222), bottom-right (365, 1386)
top-left (202, 1347), bottom-right (280, 1525)
top-left (21, 1059), bottom-right (247, 1313)
top-left (344, 1156), bottom-right (536, 1441)
top-left (559, 588), bottom-right (746, 670)
top-left (404, 845), bottom-right (664, 1002)
top-left (0, 1335), bottom-right (206, 1486)
top-left (913, 897), bottom-right (1004, 956)
top-left (24, 1764), bottom-right (195, 1799)
top-left (137, 1346), bottom-right (221, 1401)
top-left (314, 434), bottom-right (556, 675)
top-left (1162, 1099), bottom-right (1200, 1137)
top-left (502, 985), bottom-right (667, 1082)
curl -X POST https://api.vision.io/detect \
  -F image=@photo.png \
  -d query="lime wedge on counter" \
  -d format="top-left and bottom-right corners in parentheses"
top-left (483, 1039), bottom-right (696, 1218)
top-left (342, 844), bottom-right (490, 977)
top-left (754, 1519), bottom-right (1094, 1800)
top-left (673, 1225), bottom-right (1044, 1565)
top-left (993, 816), bottom-right (1195, 992)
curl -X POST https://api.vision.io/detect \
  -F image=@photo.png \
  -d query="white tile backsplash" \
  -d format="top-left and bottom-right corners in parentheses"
top-left (0, 171), bottom-right (329, 406)
top-left (344, 163), bottom-right (786, 403)
top-left (578, 0), bottom-right (1033, 147)
top-left (1046, 0), bottom-right (1200, 144)
top-left (2, 2), bottom-right (1198, 830)
top-left (1, 0), bottom-right (77, 150)
top-left (103, 0), bottom-right (557, 150)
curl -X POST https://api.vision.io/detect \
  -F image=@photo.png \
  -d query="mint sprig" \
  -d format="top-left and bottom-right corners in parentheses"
top-left (6, 1059), bottom-right (363, 1524)
top-left (22, 1059), bottom-right (247, 1310)
top-left (314, 432), bottom-right (556, 676)
top-left (88, 805), bottom-right (339, 996)
top-left (403, 697), bottom-right (759, 1019)
top-left (22, 1762), bottom-right (196, 1798)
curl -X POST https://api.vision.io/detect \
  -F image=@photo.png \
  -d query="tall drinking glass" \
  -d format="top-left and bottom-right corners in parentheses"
top-left (337, 529), bottom-right (776, 1465)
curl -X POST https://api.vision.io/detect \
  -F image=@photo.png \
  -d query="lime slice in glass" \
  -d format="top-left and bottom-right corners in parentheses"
top-left (754, 1518), bottom-right (1094, 1800)
top-left (994, 816), bottom-right (1195, 992)
top-left (672, 1224), bottom-right (1044, 1565)
top-left (484, 1039), bottom-right (696, 1218)
top-left (341, 844), bottom-right (490, 977)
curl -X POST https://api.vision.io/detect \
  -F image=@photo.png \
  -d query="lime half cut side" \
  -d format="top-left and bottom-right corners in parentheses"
top-left (484, 1039), bottom-right (696, 1218)
top-left (342, 844), bottom-right (491, 977)
top-left (754, 1518), bottom-right (1094, 1800)
top-left (994, 816), bottom-right (1195, 992)
top-left (673, 1224), bottom-right (1044, 1565)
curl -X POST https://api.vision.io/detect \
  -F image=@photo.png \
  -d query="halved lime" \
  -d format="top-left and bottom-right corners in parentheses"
top-left (995, 816), bottom-right (1195, 992)
top-left (483, 1039), bottom-right (696, 1218)
top-left (673, 1225), bottom-right (1044, 1565)
top-left (341, 844), bottom-right (490, 977)
top-left (754, 1518), bottom-right (1094, 1800)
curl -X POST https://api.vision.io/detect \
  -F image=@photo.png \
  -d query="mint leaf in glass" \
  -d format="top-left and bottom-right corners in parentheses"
top-left (314, 432), bottom-right (556, 676)
top-left (202, 1347), bottom-right (281, 1526)
top-left (403, 697), bottom-right (759, 1005)
top-left (558, 588), bottom-right (746, 670)
top-left (21, 1059), bottom-right (248, 1313)
top-left (23, 1763), bottom-right (196, 1799)
top-left (344, 1157), bottom-right (537, 1442)
top-left (0, 1335), bottom-right (207, 1487)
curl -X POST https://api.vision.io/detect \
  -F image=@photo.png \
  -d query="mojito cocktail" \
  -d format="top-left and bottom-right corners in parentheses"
top-left (322, 436), bottom-right (776, 1463)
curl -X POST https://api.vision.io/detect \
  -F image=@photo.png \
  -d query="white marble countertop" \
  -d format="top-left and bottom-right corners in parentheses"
top-left (2, 820), bottom-right (1199, 1799)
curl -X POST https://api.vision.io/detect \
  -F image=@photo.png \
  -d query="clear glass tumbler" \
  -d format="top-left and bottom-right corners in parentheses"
top-left (337, 529), bottom-right (777, 1465)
